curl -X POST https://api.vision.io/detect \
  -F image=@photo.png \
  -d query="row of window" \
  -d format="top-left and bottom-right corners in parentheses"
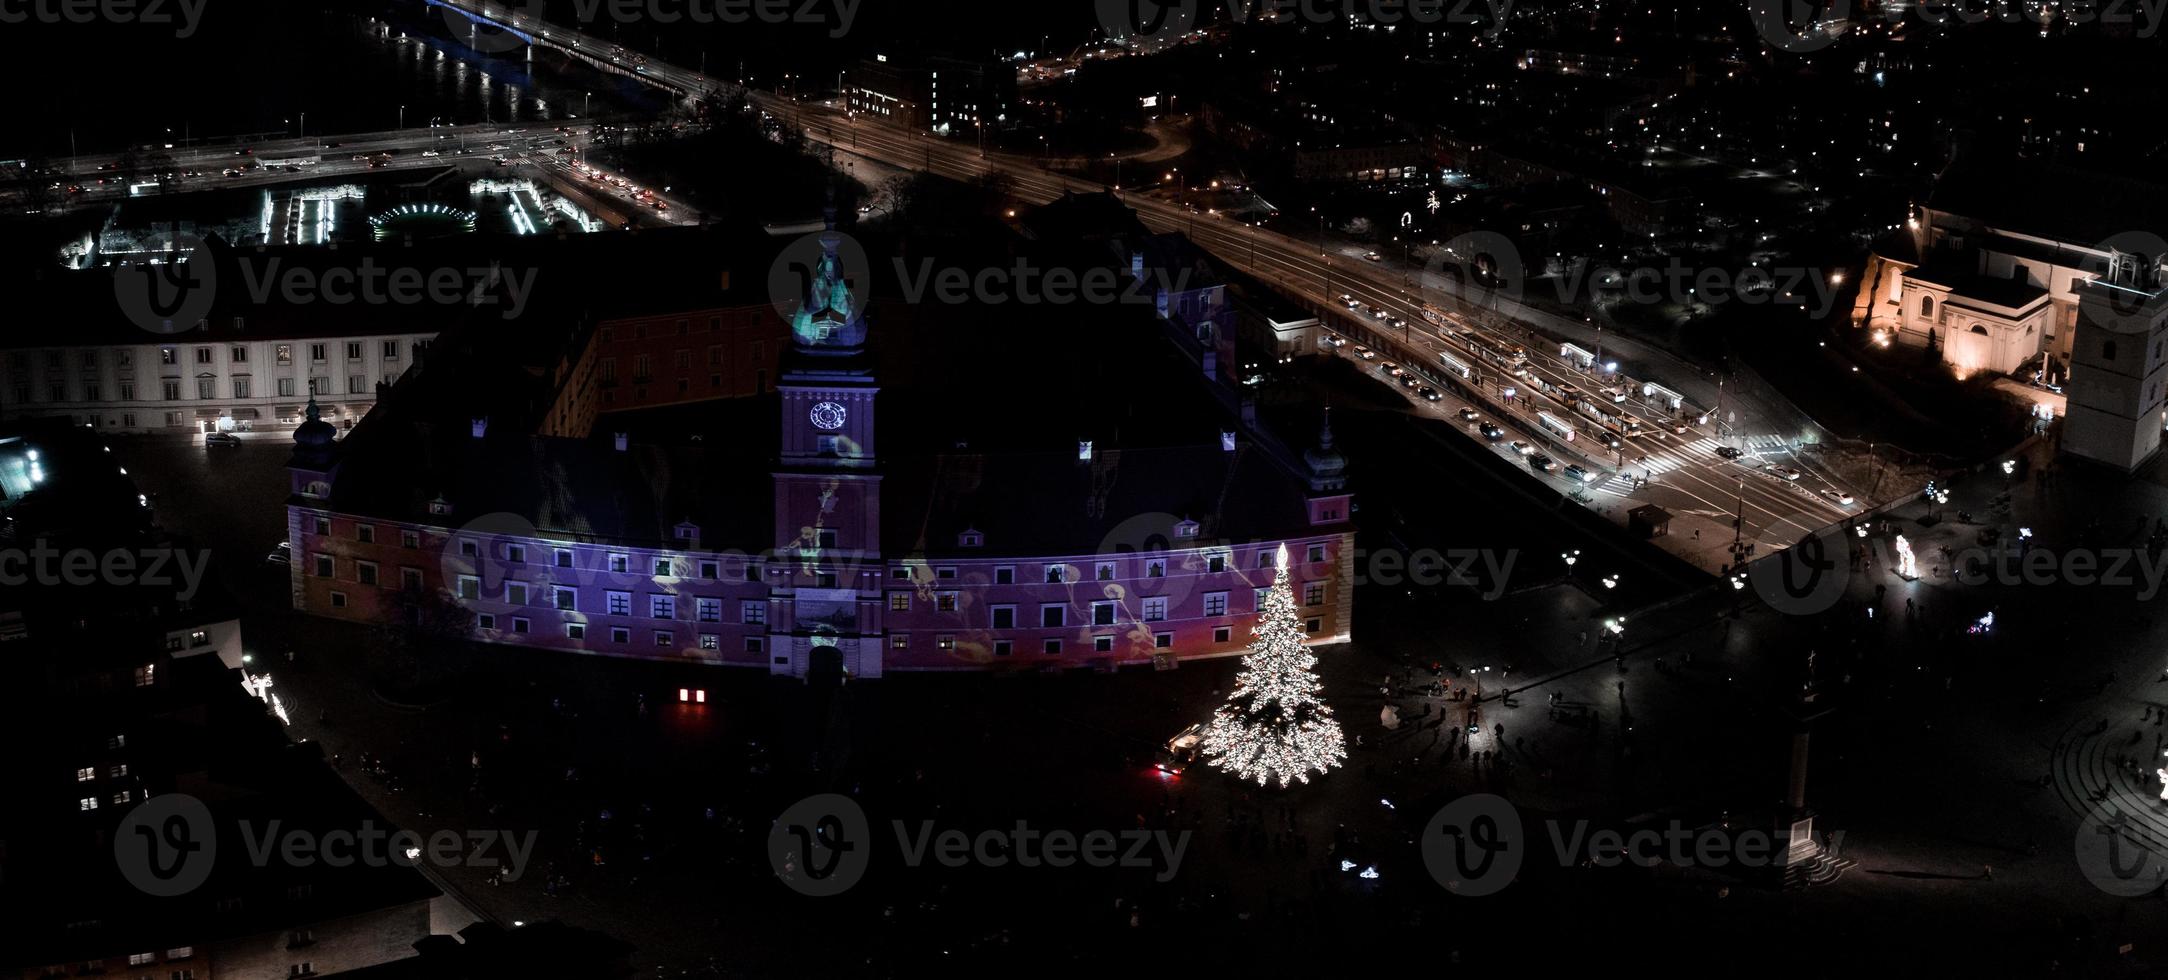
top-left (14, 375), bottom-right (385, 405)
top-left (319, 520), bottom-right (1334, 587)
top-left (892, 585), bottom-right (1326, 623)
top-left (901, 617), bottom-right (1323, 657)
top-left (11, 340), bottom-right (409, 375)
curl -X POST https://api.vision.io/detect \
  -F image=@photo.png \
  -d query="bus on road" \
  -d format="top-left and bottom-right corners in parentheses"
top-left (1538, 411), bottom-right (1577, 442)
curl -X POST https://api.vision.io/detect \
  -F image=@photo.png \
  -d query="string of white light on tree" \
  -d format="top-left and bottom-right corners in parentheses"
top-left (1199, 544), bottom-right (1347, 788)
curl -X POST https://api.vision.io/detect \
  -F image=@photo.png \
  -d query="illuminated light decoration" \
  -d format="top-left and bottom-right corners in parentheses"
top-left (1358, 865), bottom-right (1380, 879)
top-left (1970, 611), bottom-right (1994, 635)
top-left (368, 202), bottom-right (478, 241)
top-left (1894, 535), bottom-right (1918, 580)
top-left (809, 401), bottom-right (848, 431)
top-left (1339, 860), bottom-right (1356, 872)
top-left (1856, 525), bottom-right (1869, 538)
top-left (1198, 545), bottom-right (1348, 788)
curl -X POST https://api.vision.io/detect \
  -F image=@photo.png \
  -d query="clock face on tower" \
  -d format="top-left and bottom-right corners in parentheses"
top-left (809, 400), bottom-right (848, 431)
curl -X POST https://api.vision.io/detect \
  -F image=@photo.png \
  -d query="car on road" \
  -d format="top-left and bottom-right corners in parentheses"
top-left (1369, 307), bottom-right (1389, 320)
top-left (1821, 489), bottom-right (1856, 506)
top-left (1419, 387), bottom-right (1441, 402)
top-left (1508, 440), bottom-right (1534, 455)
top-left (204, 432), bottom-right (241, 447)
top-left (1658, 417), bottom-right (1691, 433)
top-left (1599, 432), bottom-right (1624, 450)
top-left (1715, 446), bottom-right (1744, 460)
top-left (1765, 464), bottom-right (1802, 480)
top-left (1323, 334), bottom-right (1346, 348)
top-left (1340, 294), bottom-right (1358, 309)
top-left (1155, 723), bottom-right (1206, 775)
top-left (1364, 250), bottom-right (1382, 262)
top-left (265, 541), bottom-right (291, 567)
top-left (1382, 362), bottom-right (1403, 377)
top-left (1399, 375), bottom-right (1421, 390)
top-left (1353, 346), bottom-right (1376, 360)
top-left (1563, 464), bottom-right (1594, 484)
top-left (1456, 408), bottom-right (1480, 423)
top-left (1528, 453), bottom-right (1557, 472)
top-left (1479, 422), bottom-right (1505, 440)
top-left (421, 150), bottom-right (441, 157)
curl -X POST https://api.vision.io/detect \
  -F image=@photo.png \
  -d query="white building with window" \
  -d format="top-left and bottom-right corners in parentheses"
top-left (2, 257), bottom-right (453, 433)
top-left (2063, 254), bottom-right (2168, 471)
top-left (1861, 158), bottom-right (2168, 382)
top-left (2, 330), bottom-right (435, 433)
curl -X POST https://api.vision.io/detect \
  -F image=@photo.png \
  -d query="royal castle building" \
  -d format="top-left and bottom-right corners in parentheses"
top-left (284, 217), bottom-right (1354, 678)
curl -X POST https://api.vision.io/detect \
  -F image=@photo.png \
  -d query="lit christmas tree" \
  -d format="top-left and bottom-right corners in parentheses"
top-left (1200, 544), bottom-right (1348, 787)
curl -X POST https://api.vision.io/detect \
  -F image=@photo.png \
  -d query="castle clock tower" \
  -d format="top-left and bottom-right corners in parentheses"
top-left (770, 211), bottom-right (884, 679)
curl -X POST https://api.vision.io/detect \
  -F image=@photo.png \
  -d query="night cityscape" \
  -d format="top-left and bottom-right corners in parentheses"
top-left (5, 0), bottom-right (2168, 975)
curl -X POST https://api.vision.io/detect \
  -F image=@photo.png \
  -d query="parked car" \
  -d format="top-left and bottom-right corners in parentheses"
top-left (1155, 723), bottom-right (1206, 775)
top-left (204, 432), bottom-right (241, 447)
top-left (1528, 453), bottom-right (1557, 472)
